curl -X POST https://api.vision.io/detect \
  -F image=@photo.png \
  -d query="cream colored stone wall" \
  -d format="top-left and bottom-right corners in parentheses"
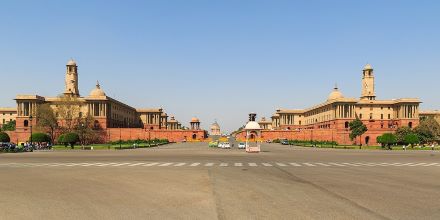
top-left (0, 108), bottom-right (17, 126)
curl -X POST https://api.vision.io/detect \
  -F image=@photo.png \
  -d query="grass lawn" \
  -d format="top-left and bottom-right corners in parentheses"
top-left (290, 144), bottom-right (439, 151)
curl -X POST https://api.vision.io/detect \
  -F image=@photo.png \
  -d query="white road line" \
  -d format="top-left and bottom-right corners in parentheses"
top-left (409, 163), bottom-right (427, 167)
top-left (422, 163), bottom-right (438, 166)
top-left (159, 163), bottom-right (173, 167)
top-left (112, 163), bottom-right (131, 167)
top-left (276, 163), bottom-right (287, 167)
top-left (303, 163), bottom-right (316, 167)
top-left (96, 163), bottom-right (118, 167)
top-left (205, 163), bottom-right (214, 167)
top-left (328, 163), bottom-right (345, 166)
top-left (262, 163), bottom-right (273, 167)
top-left (248, 163), bottom-right (257, 167)
top-left (190, 163), bottom-right (201, 167)
top-left (342, 163), bottom-right (362, 167)
top-left (315, 163), bottom-right (331, 167)
top-left (289, 163), bottom-right (302, 167)
top-left (128, 163), bottom-right (146, 167)
top-left (395, 163), bottom-right (415, 166)
top-left (143, 162), bottom-right (159, 167)
top-left (174, 163), bottom-right (186, 167)
top-left (234, 163), bottom-right (243, 167)
top-left (220, 163), bottom-right (228, 167)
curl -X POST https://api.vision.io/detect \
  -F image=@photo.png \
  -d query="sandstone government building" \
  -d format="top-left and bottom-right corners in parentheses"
top-left (1, 60), bottom-right (439, 145)
top-left (236, 64), bottom-right (440, 145)
top-left (0, 59), bottom-right (207, 143)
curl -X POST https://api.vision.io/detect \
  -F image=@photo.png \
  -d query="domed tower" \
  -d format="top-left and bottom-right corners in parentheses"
top-left (361, 64), bottom-right (375, 100)
top-left (64, 59), bottom-right (80, 97)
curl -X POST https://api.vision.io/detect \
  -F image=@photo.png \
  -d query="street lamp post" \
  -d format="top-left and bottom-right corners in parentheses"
top-left (29, 115), bottom-right (33, 148)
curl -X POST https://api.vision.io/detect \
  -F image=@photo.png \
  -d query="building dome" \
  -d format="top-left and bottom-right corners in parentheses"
top-left (363, 63), bottom-right (373, 70)
top-left (191, 117), bottom-right (200, 123)
top-left (244, 121), bottom-right (261, 130)
top-left (67, 59), bottom-right (77, 66)
top-left (89, 81), bottom-right (106, 97)
top-left (211, 122), bottom-right (220, 129)
top-left (327, 86), bottom-right (343, 101)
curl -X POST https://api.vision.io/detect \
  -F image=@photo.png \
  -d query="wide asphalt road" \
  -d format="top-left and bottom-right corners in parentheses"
top-left (1, 143), bottom-right (439, 220)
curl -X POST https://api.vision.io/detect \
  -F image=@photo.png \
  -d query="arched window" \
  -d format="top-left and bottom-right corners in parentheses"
top-left (192, 134), bottom-right (197, 140)
top-left (345, 121), bottom-right (349, 129)
top-left (408, 122), bottom-right (413, 128)
top-left (24, 120), bottom-right (29, 127)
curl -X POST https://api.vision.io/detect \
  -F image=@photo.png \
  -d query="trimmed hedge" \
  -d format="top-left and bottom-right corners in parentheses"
top-left (30, 133), bottom-right (51, 143)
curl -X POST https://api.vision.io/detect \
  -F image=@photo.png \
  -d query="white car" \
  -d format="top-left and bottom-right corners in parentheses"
top-left (238, 143), bottom-right (246, 149)
top-left (223, 142), bottom-right (231, 149)
top-left (218, 143), bottom-right (224, 148)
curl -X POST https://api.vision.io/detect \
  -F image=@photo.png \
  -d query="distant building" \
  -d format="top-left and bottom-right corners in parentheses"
top-left (210, 121), bottom-right (221, 135)
top-left (0, 107), bottom-right (16, 127)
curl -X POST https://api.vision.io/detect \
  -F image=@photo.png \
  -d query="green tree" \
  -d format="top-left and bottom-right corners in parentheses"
top-left (0, 132), bottom-right (10, 142)
top-left (404, 133), bottom-right (420, 147)
top-left (395, 126), bottom-right (413, 144)
top-left (414, 117), bottom-right (440, 143)
top-left (74, 114), bottom-right (102, 145)
top-left (57, 134), bottom-right (68, 148)
top-left (2, 120), bottom-right (16, 131)
top-left (349, 118), bottom-right (368, 144)
top-left (30, 133), bottom-right (51, 143)
top-left (36, 104), bottom-right (58, 143)
top-left (63, 132), bottom-right (79, 149)
top-left (377, 133), bottom-right (397, 150)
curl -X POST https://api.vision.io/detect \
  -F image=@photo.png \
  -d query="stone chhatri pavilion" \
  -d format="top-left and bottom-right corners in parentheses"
top-left (237, 64), bottom-right (440, 145)
top-left (5, 59), bottom-right (207, 143)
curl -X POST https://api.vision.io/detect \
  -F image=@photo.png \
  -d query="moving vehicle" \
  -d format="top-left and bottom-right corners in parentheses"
top-left (281, 140), bottom-right (289, 145)
top-left (238, 142), bottom-right (246, 149)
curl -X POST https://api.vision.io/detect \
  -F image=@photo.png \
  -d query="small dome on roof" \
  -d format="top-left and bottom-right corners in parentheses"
top-left (67, 59), bottom-right (77, 66)
top-left (327, 86), bottom-right (343, 101)
top-left (245, 121), bottom-right (261, 130)
top-left (89, 81), bottom-right (106, 97)
top-left (191, 117), bottom-right (200, 123)
top-left (363, 63), bottom-right (373, 70)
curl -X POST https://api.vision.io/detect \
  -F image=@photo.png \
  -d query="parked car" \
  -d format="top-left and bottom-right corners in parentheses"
top-left (281, 140), bottom-right (289, 145)
top-left (218, 142), bottom-right (224, 148)
top-left (238, 142), bottom-right (246, 149)
top-left (223, 142), bottom-right (231, 149)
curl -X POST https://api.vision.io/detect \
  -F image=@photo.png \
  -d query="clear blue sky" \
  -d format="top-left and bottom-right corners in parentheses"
top-left (1, 0), bottom-right (439, 132)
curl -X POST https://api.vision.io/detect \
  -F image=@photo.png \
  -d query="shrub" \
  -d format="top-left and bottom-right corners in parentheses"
top-left (63, 133), bottom-right (79, 149)
top-left (404, 133), bottom-right (420, 147)
top-left (0, 132), bottom-right (10, 142)
top-left (30, 133), bottom-right (51, 143)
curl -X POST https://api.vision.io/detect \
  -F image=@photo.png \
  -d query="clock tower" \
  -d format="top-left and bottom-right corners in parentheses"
top-left (64, 59), bottom-right (80, 97)
top-left (361, 64), bottom-right (375, 100)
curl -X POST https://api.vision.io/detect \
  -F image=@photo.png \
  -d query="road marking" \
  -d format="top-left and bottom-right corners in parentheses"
top-left (248, 163), bottom-right (257, 167)
top-left (289, 163), bottom-right (302, 167)
top-left (128, 163), bottom-right (146, 167)
top-left (174, 163), bottom-right (186, 167)
top-left (303, 163), bottom-right (316, 167)
top-left (262, 163), bottom-right (273, 167)
top-left (205, 163), bottom-right (214, 166)
top-left (276, 163), bottom-right (287, 167)
top-left (409, 163), bottom-right (427, 167)
top-left (143, 162), bottom-right (159, 167)
top-left (159, 163), bottom-right (173, 167)
top-left (422, 163), bottom-right (438, 166)
top-left (96, 163), bottom-right (117, 167)
top-left (234, 163), bottom-right (243, 167)
top-left (112, 163), bottom-right (131, 167)
top-left (190, 163), bottom-right (201, 167)
top-left (315, 163), bottom-right (331, 167)
top-left (328, 163), bottom-right (345, 166)
top-left (220, 163), bottom-right (228, 167)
